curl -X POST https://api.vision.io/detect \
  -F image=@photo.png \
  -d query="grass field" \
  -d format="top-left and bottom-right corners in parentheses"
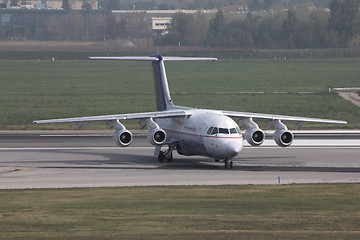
top-left (0, 58), bottom-right (359, 129)
top-left (0, 184), bottom-right (359, 240)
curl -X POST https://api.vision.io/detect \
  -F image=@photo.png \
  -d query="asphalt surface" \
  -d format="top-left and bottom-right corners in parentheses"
top-left (0, 130), bottom-right (359, 189)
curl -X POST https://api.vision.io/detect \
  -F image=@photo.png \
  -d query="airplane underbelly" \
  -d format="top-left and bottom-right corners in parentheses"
top-left (177, 138), bottom-right (207, 156)
top-left (166, 130), bottom-right (208, 156)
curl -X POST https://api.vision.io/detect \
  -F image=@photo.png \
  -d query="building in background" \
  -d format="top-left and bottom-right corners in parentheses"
top-left (1, 0), bottom-right (98, 10)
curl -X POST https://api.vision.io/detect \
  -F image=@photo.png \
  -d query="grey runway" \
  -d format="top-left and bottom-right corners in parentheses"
top-left (0, 131), bottom-right (359, 189)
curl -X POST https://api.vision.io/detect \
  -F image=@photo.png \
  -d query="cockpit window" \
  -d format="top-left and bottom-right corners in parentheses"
top-left (219, 128), bottom-right (229, 134)
top-left (230, 128), bottom-right (237, 134)
top-left (209, 127), bottom-right (240, 135)
top-left (211, 127), bottom-right (218, 135)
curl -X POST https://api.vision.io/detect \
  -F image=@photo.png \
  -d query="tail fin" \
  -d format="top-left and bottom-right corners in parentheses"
top-left (151, 55), bottom-right (174, 111)
top-left (89, 55), bottom-right (217, 111)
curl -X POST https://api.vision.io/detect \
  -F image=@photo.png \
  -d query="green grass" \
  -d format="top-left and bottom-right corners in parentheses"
top-left (0, 58), bottom-right (360, 129)
top-left (0, 184), bottom-right (359, 239)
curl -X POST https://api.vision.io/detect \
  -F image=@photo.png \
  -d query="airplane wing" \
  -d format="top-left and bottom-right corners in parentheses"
top-left (33, 110), bottom-right (188, 124)
top-left (223, 110), bottom-right (347, 125)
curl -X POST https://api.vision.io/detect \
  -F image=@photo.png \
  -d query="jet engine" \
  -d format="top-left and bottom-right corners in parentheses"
top-left (274, 129), bottom-right (293, 147)
top-left (113, 129), bottom-right (133, 147)
top-left (245, 128), bottom-right (265, 146)
top-left (147, 128), bottom-right (167, 146)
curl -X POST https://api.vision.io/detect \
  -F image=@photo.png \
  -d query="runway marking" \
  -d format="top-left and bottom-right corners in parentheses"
top-left (0, 165), bottom-right (30, 174)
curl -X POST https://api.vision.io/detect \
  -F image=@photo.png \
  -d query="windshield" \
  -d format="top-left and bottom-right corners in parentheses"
top-left (208, 126), bottom-right (240, 135)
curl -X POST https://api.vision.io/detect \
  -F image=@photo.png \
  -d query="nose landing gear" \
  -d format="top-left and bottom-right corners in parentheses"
top-left (224, 160), bottom-right (233, 169)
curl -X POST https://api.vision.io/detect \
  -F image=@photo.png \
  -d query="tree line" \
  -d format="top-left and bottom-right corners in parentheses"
top-left (3, 0), bottom-right (359, 49)
top-left (156, 0), bottom-right (360, 48)
top-left (101, 0), bottom-right (333, 11)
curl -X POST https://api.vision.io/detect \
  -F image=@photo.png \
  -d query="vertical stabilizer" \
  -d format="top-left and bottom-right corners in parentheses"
top-left (151, 55), bottom-right (175, 111)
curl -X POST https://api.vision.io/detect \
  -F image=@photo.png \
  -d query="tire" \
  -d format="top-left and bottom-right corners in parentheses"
top-left (165, 152), bottom-right (173, 162)
top-left (158, 152), bottom-right (165, 162)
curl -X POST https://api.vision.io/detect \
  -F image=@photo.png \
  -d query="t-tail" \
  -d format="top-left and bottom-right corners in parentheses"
top-left (89, 55), bottom-right (217, 111)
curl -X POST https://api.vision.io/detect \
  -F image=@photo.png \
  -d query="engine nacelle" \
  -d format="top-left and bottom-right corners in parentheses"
top-left (245, 128), bottom-right (265, 146)
top-left (147, 128), bottom-right (166, 146)
top-left (274, 129), bottom-right (293, 147)
top-left (113, 129), bottom-right (133, 147)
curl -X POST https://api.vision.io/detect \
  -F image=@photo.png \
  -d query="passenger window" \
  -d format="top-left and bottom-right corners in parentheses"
top-left (211, 127), bottom-right (218, 135)
top-left (230, 128), bottom-right (237, 134)
top-left (207, 127), bottom-right (213, 135)
top-left (219, 128), bottom-right (229, 134)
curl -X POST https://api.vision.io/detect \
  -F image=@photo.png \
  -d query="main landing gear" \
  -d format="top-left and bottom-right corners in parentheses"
top-left (157, 143), bottom-right (176, 162)
top-left (158, 151), bottom-right (173, 162)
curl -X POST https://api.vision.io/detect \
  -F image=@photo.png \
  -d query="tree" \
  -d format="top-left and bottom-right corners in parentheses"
top-left (156, 13), bottom-right (194, 45)
top-left (82, 1), bottom-right (93, 11)
top-left (257, 14), bottom-right (283, 48)
top-left (87, 13), bottom-right (107, 41)
top-left (281, 10), bottom-right (297, 48)
top-left (329, 0), bottom-right (360, 46)
top-left (105, 15), bottom-right (120, 40)
top-left (247, 0), bottom-right (282, 11)
top-left (10, 0), bottom-right (18, 6)
top-left (158, 3), bottom-right (169, 10)
top-left (62, 0), bottom-right (71, 10)
top-left (124, 12), bottom-right (152, 38)
top-left (282, 10), bottom-right (297, 37)
top-left (66, 13), bottom-right (85, 40)
top-left (308, 11), bottom-right (328, 48)
top-left (329, 0), bottom-right (346, 35)
top-left (341, 0), bottom-right (359, 40)
top-left (222, 21), bottom-right (255, 48)
top-left (107, 0), bottom-right (121, 10)
top-left (206, 9), bottom-right (225, 47)
top-left (43, 15), bottom-right (64, 40)
top-left (187, 10), bottom-right (209, 46)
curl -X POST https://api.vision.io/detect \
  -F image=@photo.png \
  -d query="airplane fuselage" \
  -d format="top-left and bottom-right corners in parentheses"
top-left (157, 109), bottom-right (243, 160)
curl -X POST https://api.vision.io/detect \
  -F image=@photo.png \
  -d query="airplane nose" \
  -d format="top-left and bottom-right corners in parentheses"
top-left (225, 141), bottom-right (242, 158)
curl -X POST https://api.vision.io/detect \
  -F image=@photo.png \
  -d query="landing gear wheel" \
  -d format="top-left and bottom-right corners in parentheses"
top-left (158, 151), bottom-right (165, 162)
top-left (224, 160), bottom-right (233, 169)
top-left (165, 152), bottom-right (173, 162)
top-left (156, 143), bottom-right (177, 163)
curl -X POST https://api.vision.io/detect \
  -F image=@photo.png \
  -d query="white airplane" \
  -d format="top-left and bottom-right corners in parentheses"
top-left (34, 55), bottom-right (347, 168)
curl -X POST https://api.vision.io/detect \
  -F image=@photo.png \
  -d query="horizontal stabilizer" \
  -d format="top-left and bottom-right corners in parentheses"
top-left (89, 56), bottom-right (217, 62)
top-left (89, 56), bottom-right (159, 61)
